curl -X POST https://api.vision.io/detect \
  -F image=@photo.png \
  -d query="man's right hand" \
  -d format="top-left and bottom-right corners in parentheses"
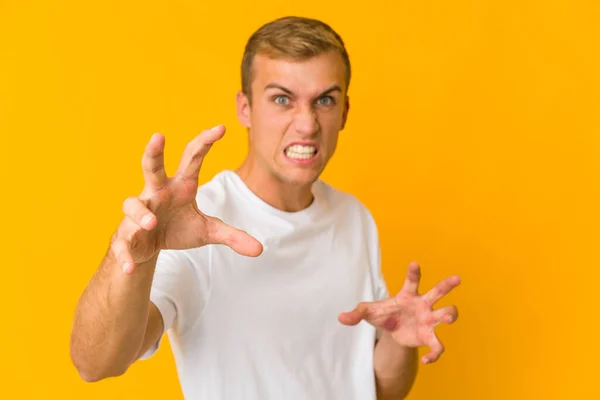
top-left (111, 125), bottom-right (263, 274)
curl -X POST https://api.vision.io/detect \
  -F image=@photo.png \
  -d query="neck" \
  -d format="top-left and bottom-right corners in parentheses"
top-left (235, 156), bottom-right (314, 212)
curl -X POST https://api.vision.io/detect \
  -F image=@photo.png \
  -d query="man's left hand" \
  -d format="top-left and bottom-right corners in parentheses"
top-left (338, 262), bottom-right (461, 364)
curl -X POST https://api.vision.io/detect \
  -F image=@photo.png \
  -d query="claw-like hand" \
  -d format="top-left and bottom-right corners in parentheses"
top-left (112, 125), bottom-right (263, 274)
top-left (339, 262), bottom-right (460, 364)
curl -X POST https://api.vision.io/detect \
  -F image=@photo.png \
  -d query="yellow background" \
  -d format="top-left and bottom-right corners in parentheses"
top-left (1, 0), bottom-right (598, 398)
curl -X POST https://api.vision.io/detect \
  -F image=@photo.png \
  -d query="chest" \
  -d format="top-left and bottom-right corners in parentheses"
top-left (201, 222), bottom-right (376, 339)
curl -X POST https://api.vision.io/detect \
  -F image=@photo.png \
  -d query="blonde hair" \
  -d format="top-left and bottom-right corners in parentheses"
top-left (241, 16), bottom-right (351, 102)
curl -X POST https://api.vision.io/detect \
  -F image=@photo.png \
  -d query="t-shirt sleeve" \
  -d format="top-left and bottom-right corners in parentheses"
top-left (374, 250), bottom-right (390, 302)
top-left (363, 207), bottom-right (390, 340)
top-left (364, 208), bottom-right (389, 302)
top-left (138, 247), bottom-right (211, 360)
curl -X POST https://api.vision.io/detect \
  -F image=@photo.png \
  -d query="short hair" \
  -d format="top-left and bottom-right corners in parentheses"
top-left (241, 16), bottom-right (351, 102)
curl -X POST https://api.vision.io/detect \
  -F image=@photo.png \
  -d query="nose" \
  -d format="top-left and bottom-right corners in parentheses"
top-left (293, 105), bottom-right (320, 136)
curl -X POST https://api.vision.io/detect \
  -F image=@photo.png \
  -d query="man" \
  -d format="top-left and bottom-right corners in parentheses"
top-left (70, 16), bottom-right (460, 400)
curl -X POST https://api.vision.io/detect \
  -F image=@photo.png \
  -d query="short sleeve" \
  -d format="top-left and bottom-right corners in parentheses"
top-left (138, 247), bottom-right (211, 359)
top-left (374, 257), bottom-right (390, 302)
top-left (373, 245), bottom-right (389, 341)
top-left (362, 208), bottom-right (389, 301)
top-left (362, 207), bottom-right (390, 340)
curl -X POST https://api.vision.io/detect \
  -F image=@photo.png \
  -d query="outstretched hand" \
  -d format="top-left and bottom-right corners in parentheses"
top-left (338, 262), bottom-right (460, 364)
top-left (113, 125), bottom-right (263, 274)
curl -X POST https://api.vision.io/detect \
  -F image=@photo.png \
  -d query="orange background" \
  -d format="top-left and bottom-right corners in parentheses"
top-left (1, 1), bottom-right (598, 399)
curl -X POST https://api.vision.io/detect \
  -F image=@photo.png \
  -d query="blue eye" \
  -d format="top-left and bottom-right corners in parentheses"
top-left (317, 96), bottom-right (334, 105)
top-left (274, 95), bottom-right (289, 105)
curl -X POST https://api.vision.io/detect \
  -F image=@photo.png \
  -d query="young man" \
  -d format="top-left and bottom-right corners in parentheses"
top-left (70, 16), bottom-right (460, 400)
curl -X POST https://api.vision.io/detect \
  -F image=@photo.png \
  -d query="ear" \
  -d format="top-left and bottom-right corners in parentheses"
top-left (340, 95), bottom-right (350, 130)
top-left (236, 91), bottom-right (251, 128)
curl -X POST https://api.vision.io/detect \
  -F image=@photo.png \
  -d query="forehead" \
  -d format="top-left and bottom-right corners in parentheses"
top-left (252, 51), bottom-right (346, 94)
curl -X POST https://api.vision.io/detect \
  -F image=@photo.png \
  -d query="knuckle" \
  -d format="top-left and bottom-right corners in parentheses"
top-left (126, 226), bottom-right (139, 243)
top-left (122, 196), bottom-right (145, 216)
top-left (110, 236), bottom-right (129, 259)
top-left (192, 134), bottom-right (212, 153)
top-left (109, 231), bottom-right (118, 245)
top-left (186, 138), bottom-right (202, 154)
top-left (125, 197), bottom-right (150, 220)
top-left (147, 160), bottom-right (165, 174)
top-left (115, 219), bottom-right (127, 238)
top-left (115, 238), bottom-right (128, 254)
top-left (122, 196), bottom-right (135, 212)
top-left (357, 302), bottom-right (371, 314)
top-left (451, 305), bottom-right (459, 319)
top-left (117, 218), bottom-right (138, 242)
top-left (396, 291), bottom-right (411, 303)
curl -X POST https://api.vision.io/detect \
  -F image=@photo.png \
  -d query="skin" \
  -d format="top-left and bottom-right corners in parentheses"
top-left (69, 50), bottom-right (460, 400)
top-left (339, 262), bottom-right (460, 399)
top-left (235, 51), bottom-right (349, 212)
top-left (69, 126), bottom-right (263, 382)
top-left (236, 52), bottom-right (461, 397)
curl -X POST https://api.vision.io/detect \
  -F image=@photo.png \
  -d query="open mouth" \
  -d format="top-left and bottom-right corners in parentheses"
top-left (284, 144), bottom-right (318, 160)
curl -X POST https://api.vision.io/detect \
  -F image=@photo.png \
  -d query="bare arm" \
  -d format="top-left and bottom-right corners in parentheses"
top-left (69, 126), bottom-right (262, 383)
top-left (70, 249), bottom-right (163, 382)
top-left (373, 333), bottom-right (419, 400)
top-left (339, 262), bottom-right (461, 400)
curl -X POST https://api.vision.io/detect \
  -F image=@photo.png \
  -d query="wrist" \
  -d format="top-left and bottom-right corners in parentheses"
top-left (375, 332), bottom-right (418, 372)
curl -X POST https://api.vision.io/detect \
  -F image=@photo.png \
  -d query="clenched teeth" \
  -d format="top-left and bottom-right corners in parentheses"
top-left (285, 144), bottom-right (317, 159)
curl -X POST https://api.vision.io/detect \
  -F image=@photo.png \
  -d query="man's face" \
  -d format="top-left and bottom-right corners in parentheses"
top-left (237, 51), bottom-right (349, 186)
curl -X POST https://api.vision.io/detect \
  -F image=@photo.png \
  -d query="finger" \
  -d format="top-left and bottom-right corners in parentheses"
top-left (111, 236), bottom-right (135, 274)
top-left (142, 133), bottom-right (168, 189)
top-left (401, 261), bottom-right (421, 294)
top-left (422, 333), bottom-right (444, 364)
top-left (206, 216), bottom-right (263, 257)
top-left (338, 302), bottom-right (370, 326)
top-left (116, 215), bottom-right (140, 243)
top-left (176, 125), bottom-right (226, 181)
top-left (422, 275), bottom-right (461, 306)
top-left (122, 196), bottom-right (157, 230)
top-left (431, 305), bottom-right (459, 326)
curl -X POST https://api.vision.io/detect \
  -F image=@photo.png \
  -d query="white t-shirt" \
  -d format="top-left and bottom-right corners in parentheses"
top-left (140, 170), bottom-right (389, 400)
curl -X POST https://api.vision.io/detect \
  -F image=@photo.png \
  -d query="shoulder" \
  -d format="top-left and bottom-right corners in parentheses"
top-left (315, 179), bottom-right (378, 233)
top-left (196, 170), bottom-right (230, 200)
top-left (194, 170), bottom-right (235, 216)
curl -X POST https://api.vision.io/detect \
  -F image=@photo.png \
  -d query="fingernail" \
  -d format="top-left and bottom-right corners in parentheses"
top-left (211, 124), bottom-right (224, 130)
top-left (141, 214), bottom-right (153, 227)
top-left (423, 358), bottom-right (429, 364)
top-left (446, 315), bottom-right (453, 323)
top-left (123, 262), bottom-right (132, 274)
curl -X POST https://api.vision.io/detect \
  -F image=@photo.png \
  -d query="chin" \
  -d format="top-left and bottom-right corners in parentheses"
top-left (276, 167), bottom-right (322, 186)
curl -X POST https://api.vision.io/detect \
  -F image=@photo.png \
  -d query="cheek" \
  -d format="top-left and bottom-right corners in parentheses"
top-left (251, 107), bottom-right (291, 152)
top-left (319, 107), bottom-right (344, 127)
top-left (318, 113), bottom-right (343, 145)
top-left (252, 104), bottom-right (290, 129)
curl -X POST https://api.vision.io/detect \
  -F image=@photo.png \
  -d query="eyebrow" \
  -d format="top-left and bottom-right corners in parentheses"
top-left (264, 83), bottom-right (342, 97)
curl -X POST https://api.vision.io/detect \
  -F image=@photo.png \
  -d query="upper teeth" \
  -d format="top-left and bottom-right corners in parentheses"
top-left (285, 145), bottom-right (316, 159)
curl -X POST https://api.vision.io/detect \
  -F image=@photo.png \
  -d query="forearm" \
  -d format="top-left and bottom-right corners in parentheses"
top-left (374, 331), bottom-right (419, 400)
top-left (70, 248), bottom-right (158, 381)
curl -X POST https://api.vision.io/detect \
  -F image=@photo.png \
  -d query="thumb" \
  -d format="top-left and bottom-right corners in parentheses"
top-left (338, 302), bottom-right (369, 326)
top-left (207, 216), bottom-right (264, 257)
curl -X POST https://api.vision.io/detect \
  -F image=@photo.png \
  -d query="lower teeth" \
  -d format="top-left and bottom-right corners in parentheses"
top-left (286, 152), bottom-right (314, 159)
